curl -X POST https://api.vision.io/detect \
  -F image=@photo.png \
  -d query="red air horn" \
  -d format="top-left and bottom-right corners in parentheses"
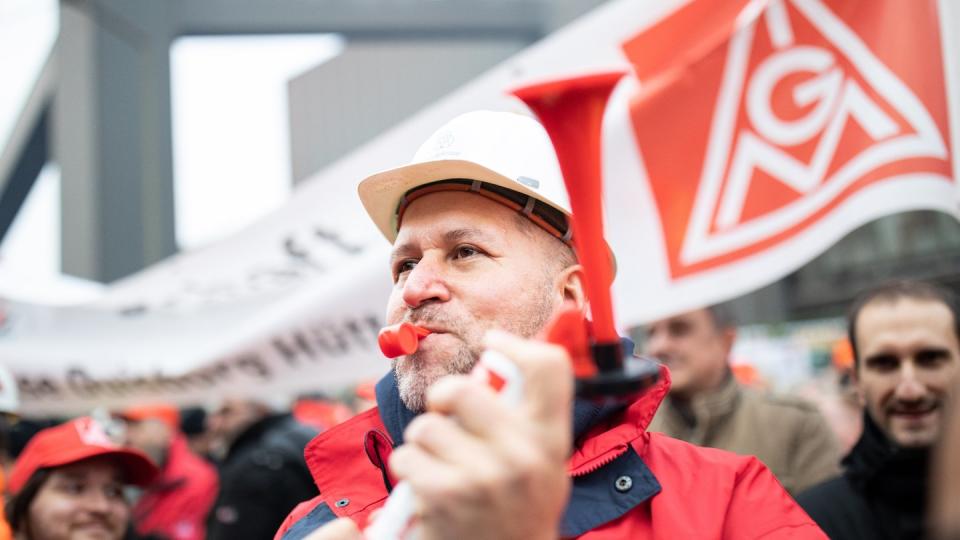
top-left (378, 323), bottom-right (431, 359)
top-left (512, 72), bottom-right (659, 399)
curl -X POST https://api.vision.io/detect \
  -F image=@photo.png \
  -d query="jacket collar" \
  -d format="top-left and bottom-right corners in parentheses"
top-left (370, 345), bottom-right (672, 469)
top-left (154, 435), bottom-right (192, 488)
top-left (373, 370), bottom-right (631, 448)
top-left (374, 346), bottom-right (672, 477)
top-left (843, 411), bottom-right (929, 510)
top-left (374, 373), bottom-right (417, 446)
top-left (659, 369), bottom-right (740, 432)
top-left (693, 369), bottom-right (740, 416)
top-left (567, 363), bottom-right (671, 475)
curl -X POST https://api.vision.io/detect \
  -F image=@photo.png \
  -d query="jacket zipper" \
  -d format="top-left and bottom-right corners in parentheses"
top-left (570, 444), bottom-right (629, 477)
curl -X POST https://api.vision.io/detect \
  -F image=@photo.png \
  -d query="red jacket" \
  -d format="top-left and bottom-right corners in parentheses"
top-left (276, 367), bottom-right (826, 539)
top-left (133, 434), bottom-right (218, 540)
top-left (0, 468), bottom-right (11, 540)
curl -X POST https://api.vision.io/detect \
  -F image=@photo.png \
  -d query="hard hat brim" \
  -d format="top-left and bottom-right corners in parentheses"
top-left (358, 159), bottom-right (571, 244)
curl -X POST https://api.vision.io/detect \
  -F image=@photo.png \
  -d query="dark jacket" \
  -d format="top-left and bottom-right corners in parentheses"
top-left (207, 414), bottom-right (318, 540)
top-left (796, 412), bottom-right (930, 540)
top-left (275, 368), bottom-right (824, 539)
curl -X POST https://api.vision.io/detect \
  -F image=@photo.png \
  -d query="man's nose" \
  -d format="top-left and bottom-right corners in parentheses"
top-left (83, 489), bottom-right (115, 514)
top-left (401, 256), bottom-right (451, 309)
top-left (894, 362), bottom-right (926, 401)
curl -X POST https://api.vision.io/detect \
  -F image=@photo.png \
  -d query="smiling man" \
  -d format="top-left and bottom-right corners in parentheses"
top-left (275, 111), bottom-right (823, 540)
top-left (797, 280), bottom-right (960, 540)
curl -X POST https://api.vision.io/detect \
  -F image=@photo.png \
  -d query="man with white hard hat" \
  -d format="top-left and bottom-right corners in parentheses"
top-left (275, 111), bottom-right (823, 540)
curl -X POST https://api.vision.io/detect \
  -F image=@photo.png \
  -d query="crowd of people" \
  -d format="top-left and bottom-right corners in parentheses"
top-left (0, 394), bottom-right (357, 540)
top-left (1, 110), bottom-right (959, 539)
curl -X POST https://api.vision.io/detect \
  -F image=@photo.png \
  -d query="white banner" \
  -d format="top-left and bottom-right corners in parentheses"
top-left (3, 249), bottom-right (392, 416)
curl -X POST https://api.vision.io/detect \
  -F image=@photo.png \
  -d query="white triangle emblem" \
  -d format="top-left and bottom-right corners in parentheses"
top-left (681, 0), bottom-right (948, 265)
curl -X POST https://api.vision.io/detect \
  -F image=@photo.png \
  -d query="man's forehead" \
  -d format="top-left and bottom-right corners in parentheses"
top-left (857, 298), bottom-right (958, 347)
top-left (647, 308), bottom-right (711, 328)
top-left (859, 298), bottom-right (954, 327)
top-left (391, 227), bottom-right (501, 260)
top-left (394, 193), bottom-right (514, 239)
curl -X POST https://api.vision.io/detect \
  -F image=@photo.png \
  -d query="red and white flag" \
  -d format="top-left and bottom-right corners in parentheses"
top-left (606, 0), bottom-right (959, 323)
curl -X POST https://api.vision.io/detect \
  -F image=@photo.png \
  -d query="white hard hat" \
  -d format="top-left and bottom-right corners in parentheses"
top-left (358, 111), bottom-right (573, 244)
top-left (0, 364), bottom-right (19, 414)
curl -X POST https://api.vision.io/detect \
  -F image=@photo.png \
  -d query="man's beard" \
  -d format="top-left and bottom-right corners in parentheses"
top-left (393, 335), bottom-right (478, 413)
top-left (392, 280), bottom-right (557, 412)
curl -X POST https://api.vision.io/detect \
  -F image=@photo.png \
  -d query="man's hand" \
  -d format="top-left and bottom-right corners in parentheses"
top-left (304, 518), bottom-right (362, 540)
top-left (389, 329), bottom-right (574, 540)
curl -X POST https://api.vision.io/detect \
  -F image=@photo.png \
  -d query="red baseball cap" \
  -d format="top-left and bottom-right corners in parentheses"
top-left (7, 417), bottom-right (158, 494)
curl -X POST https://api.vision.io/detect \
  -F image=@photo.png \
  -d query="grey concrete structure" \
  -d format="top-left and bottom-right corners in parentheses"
top-left (47, 0), bottom-right (603, 282)
top-left (56, 1), bottom-right (177, 282)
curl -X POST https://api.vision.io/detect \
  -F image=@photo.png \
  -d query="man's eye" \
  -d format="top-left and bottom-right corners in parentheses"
top-left (668, 322), bottom-right (690, 337)
top-left (453, 245), bottom-right (480, 259)
top-left (60, 481), bottom-right (85, 495)
top-left (105, 484), bottom-right (125, 500)
top-left (916, 349), bottom-right (949, 367)
top-left (395, 260), bottom-right (417, 275)
top-left (866, 355), bottom-right (899, 371)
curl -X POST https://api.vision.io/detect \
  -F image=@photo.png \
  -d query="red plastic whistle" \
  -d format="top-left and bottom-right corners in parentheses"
top-left (378, 323), bottom-right (432, 358)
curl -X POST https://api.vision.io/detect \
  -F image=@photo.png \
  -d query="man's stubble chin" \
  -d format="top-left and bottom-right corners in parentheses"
top-left (394, 342), bottom-right (478, 412)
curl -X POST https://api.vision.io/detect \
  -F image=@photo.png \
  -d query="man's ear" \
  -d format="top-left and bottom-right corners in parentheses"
top-left (557, 264), bottom-right (586, 311)
top-left (721, 327), bottom-right (737, 357)
top-left (850, 363), bottom-right (866, 406)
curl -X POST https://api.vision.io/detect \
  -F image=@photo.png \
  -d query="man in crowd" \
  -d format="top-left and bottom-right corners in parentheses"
top-left (643, 305), bottom-right (840, 493)
top-left (206, 398), bottom-right (317, 540)
top-left (932, 379), bottom-right (960, 540)
top-left (119, 404), bottom-right (218, 540)
top-left (275, 111), bottom-right (823, 539)
top-left (5, 416), bottom-right (158, 540)
top-left (797, 280), bottom-right (960, 539)
top-left (178, 406), bottom-right (216, 462)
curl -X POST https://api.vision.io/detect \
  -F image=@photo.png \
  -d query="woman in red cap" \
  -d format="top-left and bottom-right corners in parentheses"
top-left (4, 417), bottom-right (158, 540)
